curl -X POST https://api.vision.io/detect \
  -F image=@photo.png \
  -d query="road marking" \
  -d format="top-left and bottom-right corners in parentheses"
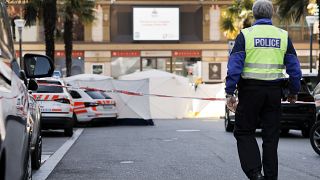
top-left (162, 138), bottom-right (178, 142)
top-left (176, 130), bottom-right (200, 132)
top-left (33, 128), bottom-right (84, 180)
top-left (41, 155), bottom-right (51, 164)
top-left (120, 161), bottom-right (134, 164)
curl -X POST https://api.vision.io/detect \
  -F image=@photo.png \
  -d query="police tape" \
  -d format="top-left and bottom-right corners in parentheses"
top-left (34, 83), bottom-right (226, 101)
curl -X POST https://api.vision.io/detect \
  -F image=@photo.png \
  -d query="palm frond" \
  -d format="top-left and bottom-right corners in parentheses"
top-left (221, 17), bottom-right (236, 32)
top-left (243, 0), bottom-right (254, 11)
top-left (275, 0), bottom-right (309, 23)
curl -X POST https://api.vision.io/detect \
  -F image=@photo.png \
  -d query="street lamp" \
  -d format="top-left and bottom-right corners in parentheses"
top-left (14, 19), bottom-right (26, 69)
top-left (306, 15), bottom-right (317, 73)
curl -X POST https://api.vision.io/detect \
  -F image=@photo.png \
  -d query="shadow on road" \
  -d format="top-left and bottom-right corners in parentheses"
top-left (41, 130), bottom-right (66, 137)
top-left (255, 130), bottom-right (305, 139)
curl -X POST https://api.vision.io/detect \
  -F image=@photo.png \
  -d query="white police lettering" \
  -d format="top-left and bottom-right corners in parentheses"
top-left (254, 38), bottom-right (281, 48)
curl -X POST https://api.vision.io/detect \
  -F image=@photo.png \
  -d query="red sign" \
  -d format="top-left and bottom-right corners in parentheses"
top-left (55, 50), bottom-right (84, 57)
top-left (172, 50), bottom-right (202, 57)
top-left (15, 51), bottom-right (20, 58)
top-left (111, 51), bottom-right (141, 57)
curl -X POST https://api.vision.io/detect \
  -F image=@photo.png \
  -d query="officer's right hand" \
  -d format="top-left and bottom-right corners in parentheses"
top-left (226, 95), bottom-right (238, 112)
top-left (287, 94), bottom-right (298, 104)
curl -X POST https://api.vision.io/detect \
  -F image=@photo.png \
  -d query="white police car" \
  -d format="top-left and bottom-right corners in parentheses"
top-left (68, 88), bottom-right (117, 123)
top-left (33, 78), bottom-right (74, 136)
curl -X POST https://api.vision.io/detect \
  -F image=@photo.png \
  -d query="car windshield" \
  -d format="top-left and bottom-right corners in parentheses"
top-left (302, 76), bottom-right (318, 92)
top-left (101, 92), bottom-right (112, 99)
top-left (300, 81), bottom-right (310, 94)
top-left (85, 90), bottom-right (107, 99)
top-left (33, 80), bottom-right (63, 93)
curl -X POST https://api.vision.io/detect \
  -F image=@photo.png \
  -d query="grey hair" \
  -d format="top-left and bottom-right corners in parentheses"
top-left (252, 0), bottom-right (274, 19)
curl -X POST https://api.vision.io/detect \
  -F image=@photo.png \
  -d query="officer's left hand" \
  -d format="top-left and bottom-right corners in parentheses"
top-left (226, 95), bottom-right (238, 112)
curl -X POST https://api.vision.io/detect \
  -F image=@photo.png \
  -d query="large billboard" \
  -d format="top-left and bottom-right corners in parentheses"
top-left (133, 7), bottom-right (179, 41)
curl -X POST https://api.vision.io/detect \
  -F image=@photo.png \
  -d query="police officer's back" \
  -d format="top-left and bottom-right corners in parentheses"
top-left (225, 0), bottom-right (302, 180)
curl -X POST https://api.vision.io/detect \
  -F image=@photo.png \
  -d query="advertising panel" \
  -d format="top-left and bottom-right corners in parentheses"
top-left (133, 7), bottom-right (179, 41)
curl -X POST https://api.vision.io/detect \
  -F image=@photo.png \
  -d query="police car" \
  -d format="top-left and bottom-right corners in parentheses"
top-left (33, 78), bottom-right (74, 136)
top-left (68, 88), bottom-right (117, 123)
top-left (225, 76), bottom-right (317, 138)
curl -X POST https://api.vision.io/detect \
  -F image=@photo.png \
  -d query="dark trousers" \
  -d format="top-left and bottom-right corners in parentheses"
top-left (234, 80), bottom-right (281, 180)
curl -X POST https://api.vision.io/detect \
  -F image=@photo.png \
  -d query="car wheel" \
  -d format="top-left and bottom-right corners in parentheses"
top-left (31, 135), bottom-right (42, 170)
top-left (310, 121), bottom-right (320, 156)
top-left (302, 127), bottom-right (310, 138)
top-left (23, 150), bottom-right (32, 180)
top-left (225, 108), bottom-right (234, 132)
top-left (280, 128), bottom-right (290, 136)
top-left (64, 127), bottom-right (73, 137)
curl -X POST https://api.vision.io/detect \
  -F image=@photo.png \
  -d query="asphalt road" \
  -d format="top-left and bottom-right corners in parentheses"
top-left (42, 119), bottom-right (320, 180)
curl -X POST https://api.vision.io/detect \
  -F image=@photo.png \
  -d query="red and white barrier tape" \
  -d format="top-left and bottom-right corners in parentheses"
top-left (33, 83), bottom-right (227, 101)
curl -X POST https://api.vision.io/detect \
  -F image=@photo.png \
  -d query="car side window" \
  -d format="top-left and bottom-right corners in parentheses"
top-left (69, 90), bottom-right (82, 99)
top-left (314, 84), bottom-right (320, 95)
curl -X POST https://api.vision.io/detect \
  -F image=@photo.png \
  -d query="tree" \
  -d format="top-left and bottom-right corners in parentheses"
top-left (276, 0), bottom-right (320, 79)
top-left (23, 0), bottom-right (57, 62)
top-left (220, 0), bottom-right (254, 39)
top-left (60, 0), bottom-right (95, 77)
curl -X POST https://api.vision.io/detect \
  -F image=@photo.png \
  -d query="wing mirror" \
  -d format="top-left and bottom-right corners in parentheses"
top-left (23, 53), bottom-right (54, 78)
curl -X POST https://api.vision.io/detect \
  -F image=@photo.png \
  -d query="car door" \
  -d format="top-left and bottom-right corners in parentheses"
top-left (0, 1), bottom-right (30, 179)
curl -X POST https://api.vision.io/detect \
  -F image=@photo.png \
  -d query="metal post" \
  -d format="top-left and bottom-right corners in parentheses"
top-left (18, 28), bottom-right (23, 69)
top-left (310, 25), bottom-right (313, 73)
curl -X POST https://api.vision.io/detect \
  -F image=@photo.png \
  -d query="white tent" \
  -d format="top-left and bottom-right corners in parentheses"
top-left (193, 83), bottom-right (225, 118)
top-left (119, 70), bottom-right (193, 119)
top-left (64, 74), bottom-right (112, 83)
top-left (65, 77), bottom-right (152, 121)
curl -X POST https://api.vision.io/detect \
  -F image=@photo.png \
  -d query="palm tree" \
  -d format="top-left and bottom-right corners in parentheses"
top-left (23, 0), bottom-right (57, 62)
top-left (276, 0), bottom-right (320, 79)
top-left (220, 0), bottom-right (254, 39)
top-left (60, 0), bottom-right (95, 77)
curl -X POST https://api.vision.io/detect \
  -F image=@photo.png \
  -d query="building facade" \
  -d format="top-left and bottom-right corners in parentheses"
top-left (10, 0), bottom-right (319, 83)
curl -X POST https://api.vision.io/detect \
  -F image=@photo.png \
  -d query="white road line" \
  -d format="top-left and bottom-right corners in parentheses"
top-left (41, 155), bottom-right (51, 164)
top-left (176, 129), bottom-right (200, 132)
top-left (33, 128), bottom-right (84, 180)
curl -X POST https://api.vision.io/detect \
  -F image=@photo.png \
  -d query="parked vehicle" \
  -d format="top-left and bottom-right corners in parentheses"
top-left (68, 88), bottom-right (117, 123)
top-left (52, 70), bottom-right (61, 79)
top-left (0, 1), bottom-right (54, 179)
top-left (28, 94), bottom-right (42, 170)
top-left (225, 77), bottom-right (317, 137)
top-left (310, 121), bottom-right (320, 155)
top-left (32, 78), bottom-right (74, 137)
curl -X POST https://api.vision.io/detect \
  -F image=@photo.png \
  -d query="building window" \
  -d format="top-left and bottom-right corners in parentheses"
top-left (92, 64), bottom-right (104, 74)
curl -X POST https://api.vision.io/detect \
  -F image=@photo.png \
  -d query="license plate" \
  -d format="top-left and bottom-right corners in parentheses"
top-left (103, 105), bottom-right (112, 110)
top-left (40, 108), bottom-right (51, 112)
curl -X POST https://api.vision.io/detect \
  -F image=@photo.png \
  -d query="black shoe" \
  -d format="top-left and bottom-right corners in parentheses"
top-left (249, 172), bottom-right (265, 180)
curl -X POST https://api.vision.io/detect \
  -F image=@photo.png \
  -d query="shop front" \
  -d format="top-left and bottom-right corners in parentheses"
top-left (110, 50), bottom-right (202, 81)
top-left (172, 50), bottom-right (202, 83)
top-left (55, 51), bottom-right (85, 77)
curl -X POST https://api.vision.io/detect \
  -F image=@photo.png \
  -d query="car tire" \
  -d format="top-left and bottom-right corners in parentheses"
top-left (225, 108), bottom-right (234, 132)
top-left (23, 149), bottom-right (32, 180)
top-left (302, 127), bottom-right (310, 138)
top-left (310, 121), bottom-right (320, 156)
top-left (280, 128), bottom-right (290, 136)
top-left (31, 135), bottom-right (42, 170)
top-left (64, 127), bottom-right (73, 137)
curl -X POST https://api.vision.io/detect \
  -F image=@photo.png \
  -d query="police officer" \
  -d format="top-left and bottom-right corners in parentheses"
top-left (225, 0), bottom-right (302, 180)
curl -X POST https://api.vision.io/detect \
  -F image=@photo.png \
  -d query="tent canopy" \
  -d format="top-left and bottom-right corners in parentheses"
top-left (120, 69), bottom-right (193, 119)
top-left (64, 74), bottom-right (112, 83)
